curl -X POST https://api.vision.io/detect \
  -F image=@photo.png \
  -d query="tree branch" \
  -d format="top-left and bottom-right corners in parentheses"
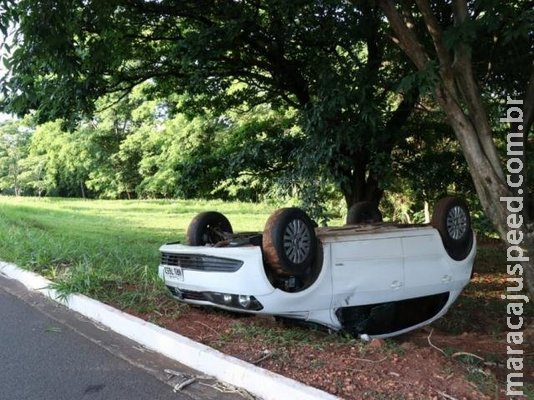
top-left (375, 0), bottom-right (430, 70)
top-left (385, 89), bottom-right (419, 144)
top-left (414, 0), bottom-right (454, 85)
top-left (451, 0), bottom-right (505, 181)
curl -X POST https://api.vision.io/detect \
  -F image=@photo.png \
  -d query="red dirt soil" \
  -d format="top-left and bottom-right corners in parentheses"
top-left (125, 302), bottom-right (532, 400)
top-left (122, 239), bottom-right (533, 400)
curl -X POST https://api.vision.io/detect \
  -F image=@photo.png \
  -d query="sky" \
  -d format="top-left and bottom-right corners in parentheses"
top-left (0, 113), bottom-right (13, 122)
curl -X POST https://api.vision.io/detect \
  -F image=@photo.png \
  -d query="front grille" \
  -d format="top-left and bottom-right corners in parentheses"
top-left (160, 252), bottom-right (243, 272)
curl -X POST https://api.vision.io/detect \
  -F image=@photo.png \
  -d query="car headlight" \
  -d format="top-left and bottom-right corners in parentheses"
top-left (238, 295), bottom-right (252, 308)
top-left (206, 292), bottom-right (263, 311)
top-left (222, 294), bottom-right (233, 305)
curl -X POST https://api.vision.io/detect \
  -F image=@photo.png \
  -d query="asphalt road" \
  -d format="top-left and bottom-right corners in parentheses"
top-left (0, 274), bottom-right (249, 400)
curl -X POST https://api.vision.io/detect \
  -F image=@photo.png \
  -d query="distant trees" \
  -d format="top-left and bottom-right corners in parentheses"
top-left (0, 118), bottom-right (33, 196)
top-left (0, 89), bottom-right (304, 201)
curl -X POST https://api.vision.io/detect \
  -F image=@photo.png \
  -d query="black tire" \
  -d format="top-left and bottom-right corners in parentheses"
top-left (186, 211), bottom-right (233, 246)
top-left (262, 208), bottom-right (317, 276)
top-left (431, 197), bottom-right (473, 261)
top-left (346, 201), bottom-right (383, 224)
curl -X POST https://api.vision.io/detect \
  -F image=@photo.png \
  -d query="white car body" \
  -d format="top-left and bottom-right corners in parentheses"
top-left (158, 224), bottom-right (476, 338)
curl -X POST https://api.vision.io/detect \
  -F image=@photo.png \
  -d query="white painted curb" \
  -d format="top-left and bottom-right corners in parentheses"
top-left (0, 261), bottom-right (340, 400)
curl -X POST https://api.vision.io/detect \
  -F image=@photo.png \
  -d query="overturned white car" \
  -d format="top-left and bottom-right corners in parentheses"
top-left (158, 197), bottom-right (476, 338)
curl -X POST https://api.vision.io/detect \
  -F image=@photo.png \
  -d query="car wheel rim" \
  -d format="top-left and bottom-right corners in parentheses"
top-left (283, 219), bottom-right (311, 264)
top-left (446, 206), bottom-right (467, 240)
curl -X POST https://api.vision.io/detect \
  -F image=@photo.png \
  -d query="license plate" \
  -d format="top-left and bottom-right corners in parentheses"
top-left (163, 266), bottom-right (184, 282)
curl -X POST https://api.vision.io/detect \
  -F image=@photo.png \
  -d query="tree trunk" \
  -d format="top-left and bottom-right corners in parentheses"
top-left (376, 0), bottom-right (534, 297)
top-left (337, 88), bottom-right (418, 212)
top-left (437, 92), bottom-right (534, 296)
top-left (341, 169), bottom-right (384, 210)
top-left (424, 201), bottom-right (430, 223)
top-left (434, 88), bottom-right (511, 238)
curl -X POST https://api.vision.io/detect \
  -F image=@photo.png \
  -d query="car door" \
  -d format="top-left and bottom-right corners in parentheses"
top-left (330, 236), bottom-right (405, 308)
top-left (402, 231), bottom-right (453, 299)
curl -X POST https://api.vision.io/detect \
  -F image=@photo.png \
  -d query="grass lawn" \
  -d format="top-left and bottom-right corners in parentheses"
top-left (0, 196), bottom-right (276, 310)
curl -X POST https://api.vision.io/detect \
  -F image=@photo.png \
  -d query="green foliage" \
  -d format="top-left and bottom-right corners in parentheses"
top-left (0, 118), bottom-right (33, 195)
top-left (212, 105), bottom-right (303, 202)
top-left (0, 87), bottom-right (310, 204)
top-left (28, 120), bottom-right (95, 197)
top-left (0, 0), bottom-right (420, 211)
top-left (396, 61), bottom-right (439, 97)
top-left (469, 0), bottom-right (533, 97)
top-left (393, 118), bottom-right (473, 197)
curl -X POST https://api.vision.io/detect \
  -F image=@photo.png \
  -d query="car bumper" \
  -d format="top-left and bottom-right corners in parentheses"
top-left (158, 243), bottom-right (339, 328)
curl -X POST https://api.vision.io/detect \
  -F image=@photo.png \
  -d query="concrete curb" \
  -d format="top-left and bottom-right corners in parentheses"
top-left (0, 261), bottom-right (339, 400)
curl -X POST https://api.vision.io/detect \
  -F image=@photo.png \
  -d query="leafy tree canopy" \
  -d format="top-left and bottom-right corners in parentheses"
top-left (0, 0), bottom-right (419, 209)
top-left (2, 0), bottom-right (378, 118)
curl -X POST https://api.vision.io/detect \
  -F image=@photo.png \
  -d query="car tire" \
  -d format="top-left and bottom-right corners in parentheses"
top-left (186, 211), bottom-right (233, 246)
top-left (263, 208), bottom-right (317, 276)
top-left (346, 201), bottom-right (383, 224)
top-left (431, 197), bottom-right (473, 261)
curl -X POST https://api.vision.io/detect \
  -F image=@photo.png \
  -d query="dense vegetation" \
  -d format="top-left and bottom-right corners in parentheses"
top-left (0, 1), bottom-right (532, 288)
top-left (0, 94), bottom-right (302, 202)
top-left (0, 88), bottom-right (475, 223)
